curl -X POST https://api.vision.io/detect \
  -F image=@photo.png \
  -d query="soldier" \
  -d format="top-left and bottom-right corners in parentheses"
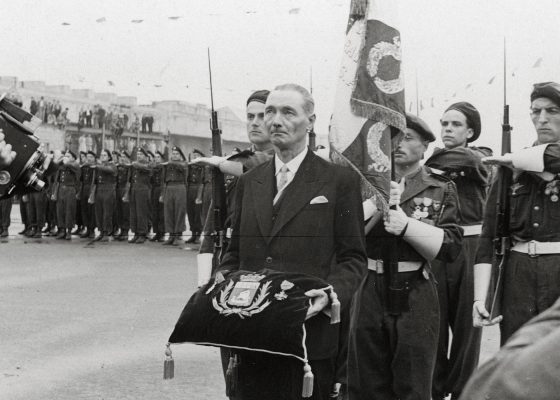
top-left (150, 151), bottom-right (165, 242)
top-left (72, 151), bottom-right (87, 236)
top-left (79, 151), bottom-right (97, 239)
top-left (114, 151), bottom-right (131, 241)
top-left (55, 150), bottom-right (81, 240)
top-left (347, 114), bottom-right (463, 400)
top-left (162, 146), bottom-right (188, 246)
top-left (26, 184), bottom-right (47, 239)
top-left (92, 149), bottom-right (117, 242)
top-left (128, 148), bottom-right (152, 244)
top-left (193, 89), bottom-right (275, 281)
top-left (424, 102), bottom-right (492, 400)
top-left (0, 197), bottom-right (12, 238)
top-left (473, 81), bottom-right (560, 343)
top-left (42, 151), bottom-right (57, 235)
top-left (185, 149), bottom-right (205, 243)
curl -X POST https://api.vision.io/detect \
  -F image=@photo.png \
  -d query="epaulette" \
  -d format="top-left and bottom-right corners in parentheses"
top-left (426, 167), bottom-right (454, 183)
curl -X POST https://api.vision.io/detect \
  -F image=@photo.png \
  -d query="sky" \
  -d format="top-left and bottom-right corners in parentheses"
top-left (1, 0), bottom-right (560, 152)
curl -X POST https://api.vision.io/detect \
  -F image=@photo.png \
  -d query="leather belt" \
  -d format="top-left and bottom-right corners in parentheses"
top-left (461, 224), bottom-right (482, 237)
top-left (367, 259), bottom-right (423, 274)
top-left (512, 240), bottom-right (560, 257)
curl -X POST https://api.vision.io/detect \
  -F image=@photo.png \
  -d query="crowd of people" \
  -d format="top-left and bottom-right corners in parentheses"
top-left (2, 80), bottom-right (560, 400)
top-left (1, 147), bottom-right (211, 247)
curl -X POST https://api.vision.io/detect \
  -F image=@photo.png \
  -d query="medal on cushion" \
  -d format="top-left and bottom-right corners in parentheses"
top-left (545, 181), bottom-right (559, 202)
top-left (422, 197), bottom-right (433, 216)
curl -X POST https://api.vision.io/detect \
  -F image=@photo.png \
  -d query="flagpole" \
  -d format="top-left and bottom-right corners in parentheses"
top-left (503, 37), bottom-right (507, 107)
top-left (415, 68), bottom-right (419, 116)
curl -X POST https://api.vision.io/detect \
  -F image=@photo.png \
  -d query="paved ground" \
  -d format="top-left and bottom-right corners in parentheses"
top-left (0, 205), bottom-right (500, 400)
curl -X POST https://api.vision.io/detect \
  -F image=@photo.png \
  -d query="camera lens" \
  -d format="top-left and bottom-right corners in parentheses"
top-left (25, 171), bottom-right (45, 191)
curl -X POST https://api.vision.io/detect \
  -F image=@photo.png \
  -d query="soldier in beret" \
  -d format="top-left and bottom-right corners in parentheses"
top-left (127, 148), bottom-right (152, 243)
top-left (150, 150), bottom-right (166, 242)
top-left (79, 150), bottom-right (97, 239)
top-left (185, 149), bottom-right (205, 244)
top-left (474, 81), bottom-right (560, 343)
top-left (71, 151), bottom-right (87, 236)
top-left (114, 151), bottom-right (132, 241)
top-left (92, 149), bottom-right (117, 242)
top-left (424, 102), bottom-right (492, 400)
top-left (162, 146), bottom-right (188, 246)
top-left (348, 114), bottom-right (463, 400)
top-left (55, 150), bottom-right (81, 240)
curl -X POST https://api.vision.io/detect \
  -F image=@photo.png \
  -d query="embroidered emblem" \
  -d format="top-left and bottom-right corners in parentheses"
top-left (212, 275), bottom-right (272, 319)
top-left (205, 272), bottom-right (226, 295)
top-left (274, 280), bottom-right (295, 301)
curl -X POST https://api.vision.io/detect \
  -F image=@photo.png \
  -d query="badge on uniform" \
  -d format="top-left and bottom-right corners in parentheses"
top-left (166, 269), bottom-right (340, 398)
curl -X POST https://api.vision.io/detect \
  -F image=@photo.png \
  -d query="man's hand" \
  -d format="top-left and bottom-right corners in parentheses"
top-left (384, 206), bottom-right (409, 236)
top-left (0, 130), bottom-right (16, 168)
top-left (473, 300), bottom-right (503, 327)
top-left (305, 289), bottom-right (329, 320)
top-left (482, 154), bottom-right (513, 169)
top-left (191, 156), bottom-right (225, 168)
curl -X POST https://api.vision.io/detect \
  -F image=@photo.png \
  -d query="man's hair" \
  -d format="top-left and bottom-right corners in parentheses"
top-left (273, 83), bottom-right (314, 116)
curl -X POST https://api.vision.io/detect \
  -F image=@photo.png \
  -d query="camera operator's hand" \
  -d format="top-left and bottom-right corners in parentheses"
top-left (0, 130), bottom-right (17, 168)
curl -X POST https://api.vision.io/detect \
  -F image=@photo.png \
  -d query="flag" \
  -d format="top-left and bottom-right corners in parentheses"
top-left (488, 76), bottom-right (496, 85)
top-left (329, 0), bottom-right (405, 211)
top-left (533, 57), bottom-right (543, 68)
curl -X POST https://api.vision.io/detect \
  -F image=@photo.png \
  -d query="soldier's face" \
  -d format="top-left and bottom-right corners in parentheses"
top-left (440, 110), bottom-right (473, 149)
top-left (100, 152), bottom-right (109, 162)
top-left (65, 152), bottom-right (74, 162)
top-left (265, 90), bottom-right (315, 151)
top-left (394, 128), bottom-right (427, 165)
top-left (80, 154), bottom-right (86, 163)
top-left (137, 152), bottom-right (146, 162)
top-left (155, 154), bottom-right (162, 163)
top-left (531, 98), bottom-right (560, 144)
top-left (171, 150), bottom-right (181, 161)
top-left (246, 101), bottom-right (269, 146)
top-left (86, 154), bottom-right (95, 163)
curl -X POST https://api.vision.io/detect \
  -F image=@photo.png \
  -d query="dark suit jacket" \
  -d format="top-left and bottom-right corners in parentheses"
top-left (218, 150), bottom-right (367, 359)
top-left (460, 297), bottom-right (560, 400)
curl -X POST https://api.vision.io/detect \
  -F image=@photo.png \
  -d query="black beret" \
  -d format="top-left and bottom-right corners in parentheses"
top-left (406, 113), bottom-right (435, 142)
top-left (79, 151), bottom-right (87, 156)
top-left (146, 150), bottom-right (155, 158)
top-left (87, 150), bottom-right (97, 158)
top-left (137, 148), bottom-right (149, 157)
top-left (122, 151), bottom-right (131, 159)
top-left (172, 146), bottom-right (186, 161)
top-left (530, 82), bottom-right (560, 108)
top-left (67, 150), bottom-right (77, 159)
top-left (102, 149), bottom-right (112, 161)
top-left (445, 101), bottom-right (481, 142)
top-left (247, 90), bottom-right (270, 106)
top-left (192, 148), bottom-right (205, 157)
top-left (112, 150), bottom-right (122, 158)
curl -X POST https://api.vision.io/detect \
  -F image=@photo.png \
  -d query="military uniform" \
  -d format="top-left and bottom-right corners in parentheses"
top-left (200, 165), bottom-right (212, 233)
top-left (0, 197), bottom-right (12, 237)
top-left (45, 174), bottom-right (58, 234)
top-left (128, 161), bottom-right (152, 242)
top-left (27, 190), bottom-right (47, 237)
top-left (150, 163), bottom-right (165, 240)
top-left (348, 166), bottom-right (463, 400)
top-left (186, 163), bottom-right (205, 240)
top-left (425, 146), bottom-right (492, 399)
top-left (115, 163), bottom-right (131, 240)
top-left (80, 164), bottom-right (96, 237)
top-left (162, 161), bottom-right (188, 244)
top-left (476, 143), bottom-right (560, 343)
top-left (93, 162), bottom-right (117, 236)
top-left (55, 162), bottom-right (81, 236)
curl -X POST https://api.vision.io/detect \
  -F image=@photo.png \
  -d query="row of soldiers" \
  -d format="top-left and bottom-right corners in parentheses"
top-left (16, 147), bottom-right (211, 245)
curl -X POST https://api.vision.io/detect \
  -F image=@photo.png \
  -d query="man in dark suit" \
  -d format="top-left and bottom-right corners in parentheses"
top-left (216, 83), bottom-right (367, 400)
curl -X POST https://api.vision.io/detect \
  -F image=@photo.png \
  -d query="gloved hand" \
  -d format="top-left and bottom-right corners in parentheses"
top-left (384, 206), bottom-right (409, 236)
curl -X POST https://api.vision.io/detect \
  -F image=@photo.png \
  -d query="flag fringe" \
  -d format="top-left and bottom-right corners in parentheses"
top-left (350, 99), bottom-right (406, 132)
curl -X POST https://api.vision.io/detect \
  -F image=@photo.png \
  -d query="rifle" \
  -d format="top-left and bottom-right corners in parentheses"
top-left (487, 104), bottom-right (513, 320)
top-left (207, 49), bottom-right (228, 268)
top-left (487, 40), bottom-right (513, 319)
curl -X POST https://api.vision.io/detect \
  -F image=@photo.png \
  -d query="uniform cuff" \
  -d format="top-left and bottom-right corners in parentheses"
top-left (363, 197), bottom-right (377, 221)
top-left (511, 144), bottom-right (548, 172)
top-left (403, 218), bottom-right (444, 261)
